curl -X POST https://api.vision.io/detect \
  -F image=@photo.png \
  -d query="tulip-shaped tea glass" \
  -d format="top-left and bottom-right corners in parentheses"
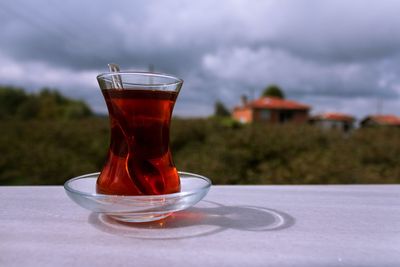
top-left (96, 72), bottom-right (183, 196)
top-left (64, 71), bottom-right (211, 222)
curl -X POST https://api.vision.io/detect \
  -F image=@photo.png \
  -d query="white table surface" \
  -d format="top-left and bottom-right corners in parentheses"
top-left (1, 185), bottom-right (399, 267)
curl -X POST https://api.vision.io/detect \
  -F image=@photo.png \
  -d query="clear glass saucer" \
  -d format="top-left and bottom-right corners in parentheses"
top-left (64, 172), bottom-right (211, 223)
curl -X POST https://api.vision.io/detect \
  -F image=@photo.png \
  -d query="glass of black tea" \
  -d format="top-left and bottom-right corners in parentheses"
top-left (96, 72), bottom-right (183, 195)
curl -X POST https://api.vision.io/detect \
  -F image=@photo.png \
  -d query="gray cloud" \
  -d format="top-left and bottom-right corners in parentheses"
top-left (1, 0), bottom-right (400, 118)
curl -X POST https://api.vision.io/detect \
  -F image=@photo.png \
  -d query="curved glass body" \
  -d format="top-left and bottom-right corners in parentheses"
top-left (96, 72), bottom-right (183, 195)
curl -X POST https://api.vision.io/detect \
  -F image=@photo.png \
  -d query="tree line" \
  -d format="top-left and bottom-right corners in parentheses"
top-left (0, 86), bottom-right (92, 120)
top-left (1, 86), bottom-right (399, 185)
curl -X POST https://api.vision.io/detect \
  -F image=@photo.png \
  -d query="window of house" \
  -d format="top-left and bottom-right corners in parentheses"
top-left (279, 111), bottom-right (293, 123)
top-left (260, 110), bottom-right (270, 120)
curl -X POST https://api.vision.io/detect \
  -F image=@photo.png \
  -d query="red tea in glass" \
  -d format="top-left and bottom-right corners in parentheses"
top-left (96, 72), bottom-right (183, 195)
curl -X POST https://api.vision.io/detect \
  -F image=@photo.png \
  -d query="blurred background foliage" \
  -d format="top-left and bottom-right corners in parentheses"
top-left (0, 86), bottom-right (92, 120)
top-left (1, 86), bottom-right (399, 185)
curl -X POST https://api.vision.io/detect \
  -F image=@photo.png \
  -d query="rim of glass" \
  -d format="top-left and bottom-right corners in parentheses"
top-left (97, 71), bottom-right (183, 88)
top-left (64, 171), bottom-right (211, 199)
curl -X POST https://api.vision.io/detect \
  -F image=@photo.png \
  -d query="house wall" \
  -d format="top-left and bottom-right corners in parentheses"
top-left (313, 120), bottom-right (354, 132)
top-left (269, 110), bottom-right (279, 123)
top-left (232, 108), bottom-right (253, 123)
top-left (292, 110), bottom-right (309, 123)
top-left (253, 109), bottom-right (274, 123)
top-left (233, 108), bottom-right (310, 124)
top-left (360, 119), bottom-right (400, 128)
top-left (252, 109), bottom-right (309, 124)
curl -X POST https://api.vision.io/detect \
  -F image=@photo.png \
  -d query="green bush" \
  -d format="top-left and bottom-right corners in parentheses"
top-left (1, 117), bottom-right (399, 185)
top-left (0, 118), bottom-right (109, 185)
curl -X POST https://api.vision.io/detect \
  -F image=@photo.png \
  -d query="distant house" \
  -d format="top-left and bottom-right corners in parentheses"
top-left (232, 96), bottom-right (310, 124)
top-left (310, 112), bottom-right (355, 132)
top-left (360, 115), bottom-right (400, 127)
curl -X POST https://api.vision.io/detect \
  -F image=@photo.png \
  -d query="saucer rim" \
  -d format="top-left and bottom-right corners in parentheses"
top-left (64, 171), bottom-right (212, 199)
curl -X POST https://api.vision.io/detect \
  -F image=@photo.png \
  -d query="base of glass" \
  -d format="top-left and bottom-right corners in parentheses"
top-left (108, 212), bottom-right (172, 223)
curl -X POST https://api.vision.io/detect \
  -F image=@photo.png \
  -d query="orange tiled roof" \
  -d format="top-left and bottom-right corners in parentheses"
top-left (364, 115), bottom-right (400, 125)
top-left (313, 112), bottom-right (355, 122)
top-left (239, 97), bottom-right (310, 110)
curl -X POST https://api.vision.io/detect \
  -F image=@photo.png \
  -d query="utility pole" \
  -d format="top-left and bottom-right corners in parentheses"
top-left (148, 64), bottom-right (154, 73)
top-left (377, 98), bottom-right (383, 115)
top-left (148, 64), bottom-right (154, 84)
top-left (249, 88), bottom-right (256, 100)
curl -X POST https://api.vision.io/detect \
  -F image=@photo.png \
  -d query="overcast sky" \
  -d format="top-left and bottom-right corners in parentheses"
top-left (1, 0), bottom-right (400, 118)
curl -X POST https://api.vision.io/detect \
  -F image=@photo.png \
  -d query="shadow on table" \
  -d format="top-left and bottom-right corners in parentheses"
top-left (88, 201), bottom-right (296, 240)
